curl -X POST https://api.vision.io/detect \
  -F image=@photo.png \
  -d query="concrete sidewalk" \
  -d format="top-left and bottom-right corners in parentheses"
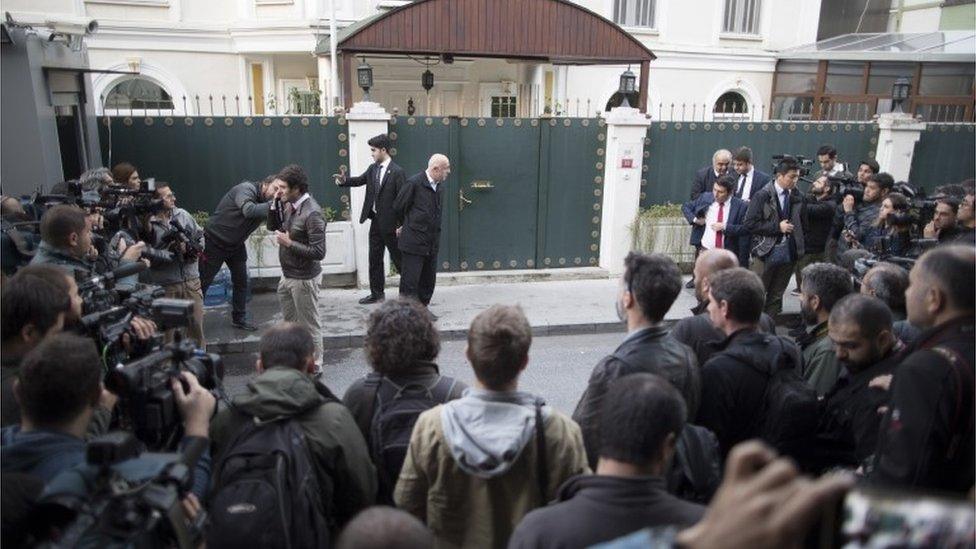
top-left (204, 273), bottom-right (801, 353)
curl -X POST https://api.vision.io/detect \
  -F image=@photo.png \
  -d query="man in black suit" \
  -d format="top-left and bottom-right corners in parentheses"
top-left (743, 157), bottom-right (805, 317)
top-left (335, 134), bottom-right (406, 304)
top-left (681, 175), bottom-right (750, 267)
top-left (730, 147), bottom-right (771, 202)
top-left (690, 149), bottom-right (732, 200)
top-left (395, 154), bottom-right (450, 310)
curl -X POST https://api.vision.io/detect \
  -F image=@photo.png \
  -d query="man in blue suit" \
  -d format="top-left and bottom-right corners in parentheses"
top-left (682, 175), bottom-right (750, 269)
top-left (730, 147), bottom-right (771, 202)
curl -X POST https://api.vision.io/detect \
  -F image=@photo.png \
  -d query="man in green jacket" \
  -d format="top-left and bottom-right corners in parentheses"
top-left (797, 262), bottom-right (853, 396)
top-left (210, 323), bottom-right (376, 530)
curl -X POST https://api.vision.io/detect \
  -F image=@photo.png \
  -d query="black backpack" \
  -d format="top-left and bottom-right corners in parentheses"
top-left (207, 413), bottom-right (331, 549)
top-left (739, 335), bottom-right (821, 458)
top-left (366, 373), bottom-right (457, 501)
top-left (667, 424), bottom-right (722, 504)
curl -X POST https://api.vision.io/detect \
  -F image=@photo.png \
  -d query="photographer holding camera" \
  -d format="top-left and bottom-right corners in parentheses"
top-left (860, 193), bottom-right (912, 256)
top-left (923, 196), bottom-right (963, 244)
top-left (795, 174), bottom-right (840, 291)
top-left (143, 182), bottom-right (206, 347)
top-left (841, 172), bottom-right (893, 252)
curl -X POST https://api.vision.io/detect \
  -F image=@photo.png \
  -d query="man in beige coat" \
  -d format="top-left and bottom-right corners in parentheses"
top-left (395, 305), bottom-right (589, 548)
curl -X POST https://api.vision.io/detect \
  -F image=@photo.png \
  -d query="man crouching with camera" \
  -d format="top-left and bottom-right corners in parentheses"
top-left (144, 182), bottom-right (206, 348)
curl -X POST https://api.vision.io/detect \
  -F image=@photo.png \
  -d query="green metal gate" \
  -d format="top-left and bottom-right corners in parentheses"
top-left (99, 115), bottom-right (349, 218)
top-left (391, 116), bottom-right (604, 272)
top-left (909, 124), bottom-right (976, 189)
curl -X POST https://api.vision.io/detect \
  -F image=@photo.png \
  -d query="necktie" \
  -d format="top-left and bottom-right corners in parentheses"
top-left (781, 191), bottom-right (790, 217)
top-left (736, 175), bottom-right (745, 198)
top-left (715, 202), bottom-right (724, 249)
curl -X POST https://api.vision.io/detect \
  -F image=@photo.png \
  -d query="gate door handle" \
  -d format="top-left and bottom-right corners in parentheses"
top-left (471, 180), bottom-right (494, 190)
top-left (459, 189), bottom-right (473, 211)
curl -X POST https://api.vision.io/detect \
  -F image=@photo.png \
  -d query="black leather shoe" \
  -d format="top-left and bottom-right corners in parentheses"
top-left (358, 294), bottom-right (385, 305)
top-left (684, 278), bottom-right (695, 289)
top-left (232, 319), bottom-right (258, 331)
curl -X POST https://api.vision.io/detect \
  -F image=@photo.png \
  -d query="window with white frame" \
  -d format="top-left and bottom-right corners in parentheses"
top-left (104, 77), bottom-right (174, 112)
top-left (613, 0), bottom-right (656, 29)
top-left (722, 0), bottom-right (761, 35)
top-left (713, 91), bottom-right (749, 119)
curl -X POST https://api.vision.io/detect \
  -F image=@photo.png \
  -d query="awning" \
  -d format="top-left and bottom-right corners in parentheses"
top-left (778, 32), bottom-right (976, 63)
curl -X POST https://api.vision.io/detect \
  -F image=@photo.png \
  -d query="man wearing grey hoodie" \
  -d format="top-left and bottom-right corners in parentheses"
top-left (395, 305), bottom-right (589, 549)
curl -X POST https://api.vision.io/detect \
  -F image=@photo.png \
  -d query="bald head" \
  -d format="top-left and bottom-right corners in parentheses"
top-left (426, 154), bottom-right (451, 182)
top-left (693, 249), bottom-right (739, 303)
top-left (907, 245), bottom-right (975, 327)
top-left (337, 507), bottom-right (433, 549)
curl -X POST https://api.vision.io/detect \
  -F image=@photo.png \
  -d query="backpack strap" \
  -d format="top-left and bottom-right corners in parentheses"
top-left (429, 375), bottom-right (458, 404)
top-left (930, 345), bottom-right (975, 460)
top-left (535, 400), bottom-right (549, 503)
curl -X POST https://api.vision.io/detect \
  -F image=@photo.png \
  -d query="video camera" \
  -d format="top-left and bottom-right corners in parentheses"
top-left (828, 174), bottom-right (863, 203)
top-left (155, 218), bottom-right (204, 262)
top-left (106, 329), bottom-right (223, 450)
top-left (771, 154), bottom-right (814, 178)
top-left (31, 432), bottom-right (208, 549)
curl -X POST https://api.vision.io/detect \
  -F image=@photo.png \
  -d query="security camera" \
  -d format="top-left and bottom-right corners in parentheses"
top-left (44, 16), bottom-right (98, 36)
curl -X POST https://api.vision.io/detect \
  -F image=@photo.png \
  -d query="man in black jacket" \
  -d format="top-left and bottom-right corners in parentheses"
top-left (811, 294), bottom-right (903, 472)
top-left (395, 154), bottom-right (450, 309)
top-left (744, 157), bottom-right (804, 316)
top-left (690, 149), bottom-right (732, 201)
top-left (573, 253), bottom-right (699, 466)
top-left (335, 134), bottom-right (406, 304)
top-left (871, 245), bottom-right (975, 495)
top-left (200, 175), bottom-right (281, 330)
top-left (511, 374), bottom-right (705, 549)
top-left (730, 146), bottom-right (771, 202)
top-left (671, 249), bottom-right (777, 366)
top-left (267, 165), bottom-right (327, 370)
top-left (794, 174), bottom-right (839, 293)
top-left (697, 268), bottom-right (804, 456)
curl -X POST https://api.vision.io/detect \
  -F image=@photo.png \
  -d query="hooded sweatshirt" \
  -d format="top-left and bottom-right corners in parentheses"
top-left (395, 388), bottom-right (589, 549)
top-left (1, 427), bottom-right (86, 483)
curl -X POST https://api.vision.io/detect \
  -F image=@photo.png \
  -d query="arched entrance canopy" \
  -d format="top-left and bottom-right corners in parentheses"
top-left (334, 0), bottom-right (655, 111)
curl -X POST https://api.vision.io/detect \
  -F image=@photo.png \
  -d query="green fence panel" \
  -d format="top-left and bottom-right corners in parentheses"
top-left (537, 117), bottom-right (605, 268)
top-left (99, 116), bottom-right (348, 219)
top-left (641, 120), bottom-right (879, 208)
top-left (909, 124), bottom-right (976, 190)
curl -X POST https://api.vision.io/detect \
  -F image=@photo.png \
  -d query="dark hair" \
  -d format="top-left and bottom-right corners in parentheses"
top-left (934, 183), bottom-right (967, 199)
top-left (16, 333), bottom-right (101, 427)
top-left (868, 172), bottom-right (895, 192)
top-left (111, 162), bottom-right (137, 184)
top-left (960, 179), bottom-right (975, 196)
top-left (598, 373), bottom-right (686, 466)
top-left (365, 299), bottom-right (440, 375)
top-left (829, 294), bottom-right (894, 340)
top-left (858, 159), bottom-right (880, 174)
top-left (714, 174), bottom-right (736, 195)
top-left (277, 164), bottom-right (309, 194)
top-left (775, 156), bottom-right (799, 175)
top-left (39, 205), bottom-right (88, 249)
top-left (367, 134), bottom-right (393, 152)
top-left (708, 267), bottom-right (765, 324)
top-left (733, 147), bottom-right (752, 164)
top-left (623, 252), bottom-right (681, 323)
top-left (838, 248), bottom-right (873, 273)
top-left (336, 507), bottom-right (433, 549)
top-left (467, 305), bottom-right (532, 390)
top-left (863, 263), bottom-right (909, 316)
top-left (1, 265), bottom-right (72, 342)
top-left (935, 196), bottom-right (960, 215)
top-left (800, 263), bottom-right (853, 313)
top-left (916, 245), bottom-right (975, 313)
top-left (259, 322), bottom-right (315, 371)
top-left (817, 145), bottom-right (837, 159)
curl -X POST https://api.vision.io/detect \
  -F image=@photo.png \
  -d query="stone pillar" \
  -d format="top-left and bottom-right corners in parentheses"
top-left (599, 107), bottom-right (652, 275)
top-left (316, 56), bottom-right (332, 113)
top-left (344, 102), bottom-right (390, 289)
top-left (875, 112), bottom-right (926, 182)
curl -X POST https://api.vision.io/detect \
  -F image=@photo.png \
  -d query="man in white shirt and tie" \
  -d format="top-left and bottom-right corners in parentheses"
top-left (682, 176), bottom-right (750, 268)
top-left (335, 134), bottom-right (406, 304)
top-left (731, 147), bottom-right (771, 202)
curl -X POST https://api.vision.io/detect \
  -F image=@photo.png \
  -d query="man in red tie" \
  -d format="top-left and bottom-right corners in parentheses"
top-left (681, 175), bottom-right (751, 269)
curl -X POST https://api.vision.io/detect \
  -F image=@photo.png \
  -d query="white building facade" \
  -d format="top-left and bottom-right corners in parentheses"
top-left (6, 0), bottom-right (824, 120)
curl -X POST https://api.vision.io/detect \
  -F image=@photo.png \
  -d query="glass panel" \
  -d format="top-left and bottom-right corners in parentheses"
top-left (920, 63), bottom-right (975, 96)
top-left (867, 62), bottom-right (915, 94)
top-left (771, 96), bottom-right (814, 120)
top-left (105, 78), bottom-right (175, 110)
top-left (714, 91), bottom-right (748, 113)
top-left (723, 0), bottom-right (761, 34)
top-left (491, 96), bottom-right (517, 118)
top-left (775, 61), bottom-right (819, 93)
top-left (825, 61), bottom-right (865, 94)
top-left (820, 101), bottom-right (872, 121)
top-left (914, 103), bottom-right (969, 122)
top-left (614, 0), bottom-right (656, 28)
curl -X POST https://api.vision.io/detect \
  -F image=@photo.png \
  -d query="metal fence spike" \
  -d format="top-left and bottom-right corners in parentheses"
top-left (681, 103), bottom-right (686, 120)
top-left (222, 95), bottom-right (227, 116)
top-left (235, 95), bottom-right (240, 116)
top-left (248, 96), bottom-right (253, 116)
top-left (209, 95), bottom-right (214, 116)
top-left (195, 95), bottom-right (201, 114)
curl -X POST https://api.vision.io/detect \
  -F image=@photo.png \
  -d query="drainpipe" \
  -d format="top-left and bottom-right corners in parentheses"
top-left (329, 0), bottom-right (339, 110)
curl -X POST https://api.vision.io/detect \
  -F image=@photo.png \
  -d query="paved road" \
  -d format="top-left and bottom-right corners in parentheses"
top-left (216, 330), bottom-right (626, 415)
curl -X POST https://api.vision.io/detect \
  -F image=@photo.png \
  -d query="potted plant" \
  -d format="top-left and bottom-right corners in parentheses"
top-left (630, 203), bottom-right (695, 270)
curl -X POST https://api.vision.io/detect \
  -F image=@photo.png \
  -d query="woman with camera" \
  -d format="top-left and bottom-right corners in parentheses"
top-left (847, 193), bottom-right (911, 256)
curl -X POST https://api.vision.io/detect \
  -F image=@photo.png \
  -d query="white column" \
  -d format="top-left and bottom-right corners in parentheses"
top-left (600, 107), bottom-right (652, 275)
top-left (317, 55), bottom-right (332, 112)
top-left (875, 112), bottom-right (926, 182)
top-left (345, 101), bottom-right (390, 289)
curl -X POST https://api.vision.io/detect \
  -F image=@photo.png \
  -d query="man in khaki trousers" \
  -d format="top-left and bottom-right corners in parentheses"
top-left (267, 164), bottom-right (327, 373)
